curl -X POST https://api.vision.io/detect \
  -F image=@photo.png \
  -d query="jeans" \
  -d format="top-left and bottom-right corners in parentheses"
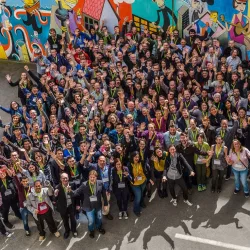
top-left (226, 165), bottom-right (232, 179)
top-left (20, 207), bottom-right (32, 231)
top-left (232, 168), bottom-right (249, 194)
top-left (85, 209), bottom-right (102, 232)
top-left (131, 181), bottom-right (146, 214)
top-left (182, 171), bottom-right (193, 189)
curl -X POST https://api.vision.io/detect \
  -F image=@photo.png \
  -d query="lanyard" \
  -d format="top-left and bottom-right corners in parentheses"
top-left (38, 162), bottom-right (44, 171)
top-left (32, 174), bottom-right (37, 182)
top-left (117, 170), bottom-right (123, 182)
top-left (132, 163), bottom-right (140, 176)
top-left (227, 111), bottom-right (231, 120)
top-left (215, 145), bottom-right (222, 158)
top-left (215, 102), bottom-right (221, 110)
top-left (70, 165), bottom-right (77, 176)
top-left (24, 186), bottom-right (30, 199)
top-left (192, 130), bottom-right (197, 140)
top-left (185, 101), bottom-right (190, 109)
top-left (140, 150), bottom-right (144, 161)
top-left (202, 111), bottom-right (207, 117)
top-left (236, 152), bottom-right (241, 161)
top-left (170, 136), bottom-right (175, 144)
top-left (2, 179), bottom-right (7, 189)
top-left (198, 143), bottom-right (204, 151)
top-left (110, 88), bottom-right (116, 98)
top-left (96, 124), bottom-right (101, 134)
top-left (156, 118), bottom-right (162, 130)
top-left (52, 37), bottom-right (57, 44)
top-left (89, 181), bottom-right (95, 196)
top-left (117, 133), bottom-right (123, 142)
top-left (156, 85), bottom-right (160, 94)
top-left (220, 129), bottom-right (225, 139)
top-left (37, 192), bottom-right (43, 202)
top-left (172, 114), bottom-right (176, 122)
top-left (68, 149), bottom-right (75, 157)
top-left (150, 133), bottom-right (156, 145)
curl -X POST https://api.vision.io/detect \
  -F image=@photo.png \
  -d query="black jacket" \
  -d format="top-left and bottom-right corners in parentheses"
top-left (55, 182), bottom-right (79, 215)
top-left (0, 177), bottom-right (17, 202)
top-left (71, 180), bottom-right (107, 212)
top-left (163, 153), bottom-right (193, 178)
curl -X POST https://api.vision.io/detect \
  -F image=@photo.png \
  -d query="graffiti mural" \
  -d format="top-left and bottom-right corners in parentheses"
top-left (0, 0), bottom-right (250, 61)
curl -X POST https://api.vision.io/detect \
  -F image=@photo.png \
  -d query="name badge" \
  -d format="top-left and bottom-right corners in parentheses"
top-left (102, 177), bottom-right (109, 183)
top-left (32, 97), bottom-right (37, 103)
top-left (150, 146), bottom-right (154, 151)
top-left (213, 159), bottom-right (221, 165)
top-left (228, 121), bottom-right (233, 127)
top-left (137, 176), bottom-right (142, 181)
top-left (237, 129), bottom-right (242, 134)
top-left (73, 179), bottom-right (80, 185)
top-left (90, 195), bottom-right (97, 202)
top-left (5, 189), bottom-right (12, 196)
top-left (234, 163), bottom-right (243, 169)
top-left (80, 44), bottom-right (84, 48)
top-left (197, 156), bottom-right (204, 164)
top-left (118, 182), bottom-right (125, 188)
top-left (52, 44), bottom-right (58, 49)
top-left (203, 85), bottom-right (209, 90)
top-left (23, 201), bottom-right (27, 207)
top-left (40, 204), bottom-right (47, 211)
top-left (41, 66), bottom-right (45, 70)
top-left (247, 111), bottom-right (250, 117)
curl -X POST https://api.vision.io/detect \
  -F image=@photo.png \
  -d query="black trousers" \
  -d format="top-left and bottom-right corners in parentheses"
top-left (182, 171), bottom-right (193, 189)
top-left (0, 219), bottom-right (6, 234)
top-left (168, 177), bottom-right (188, 200)
top-left (60, 204), bottom-right (77, 233)
top-left (2, 198), bottom-right (21, 223)
top-left (114, 189), bottom-right (129, 212)
top-left (212, 169), bottom-right (224, 190)
top-left (35, 208), bottom-right (57, 236)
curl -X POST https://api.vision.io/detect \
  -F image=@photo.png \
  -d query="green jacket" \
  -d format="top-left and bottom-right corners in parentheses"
top-left (194, 142), bottom-right (210, 165)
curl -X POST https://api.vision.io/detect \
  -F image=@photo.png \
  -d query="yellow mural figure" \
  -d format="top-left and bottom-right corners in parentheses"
top-left (23, 0), bottom-right (40, 14)
top-left (0, 43), bottom-right (7, 59)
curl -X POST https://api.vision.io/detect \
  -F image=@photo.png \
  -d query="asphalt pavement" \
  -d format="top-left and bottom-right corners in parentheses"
top-left (0, 61), bottom-right (249, 250)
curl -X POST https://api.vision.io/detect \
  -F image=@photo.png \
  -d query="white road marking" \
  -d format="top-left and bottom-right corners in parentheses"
top-left (175, 233), bottom-right (250, 250)
top-left (40, 238), bottom-right (46, 245)
top-left (46, 241), bottom-right (52, 246)
top-left (149, 189), bottom-right (157, 203)
top-left (152, 217), bottom-right (156, 224)
top-left (96, 234), bottom-right (100, 242)
top-left (135, 218), bottom-right (138, 224)
top-left (0, 245), bottom-right (8, 250)
top-left (77, 223), bottom-right (80, 229)
top-left (65, 232), bottom-right (87, 250)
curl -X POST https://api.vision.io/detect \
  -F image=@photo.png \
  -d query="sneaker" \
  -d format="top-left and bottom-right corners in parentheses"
top-left (25, 230), bottom-right (31, 236)
top-left (134, 212), bottom-right (141, 217)
top-left (5, 232), bottom-right (12, 238)
top-left (202, 185), bottom-right (207, 191)
top-left (198, 185), bottom-right (202, 192)
top-left (225, 177), bottom-right (230, 181)
top-left (170, 198), bottom-right (177, 206)
top-left (54, 231), bottom-right (60, 238)
top-left (73, 232), bottom-right (78, 237)
top-left (119, 212), bottom-right (123, 220)
top-left (184, 200), bottom-right (193, 206)
top-left (98, 228), bottom-right (105, 234)
top-left (4, 222), bottom-right (14, 229)
top-left (234, 189), bottom-right (240, 195)
top-left (244, 193), bottom-right (249, 198)
top-left (63, 231), bottom-right (70, 239)
top-left (39, 236), bottom-right (45, 241)
top-left (89, 231), bottom-right (95, 238)
top-left (123, 212), bottom-right (128, 219)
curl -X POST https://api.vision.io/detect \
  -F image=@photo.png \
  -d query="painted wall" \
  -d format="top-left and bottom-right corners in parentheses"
top-left (0, 0), bottom-right (250, 61)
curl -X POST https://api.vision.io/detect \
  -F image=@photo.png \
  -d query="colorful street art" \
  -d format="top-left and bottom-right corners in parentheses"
top-left (0, 0), bottom-right (250, 61)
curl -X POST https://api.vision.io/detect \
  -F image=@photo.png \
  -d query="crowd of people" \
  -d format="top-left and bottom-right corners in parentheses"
top-left (0, 18), bottom-right (250, 241)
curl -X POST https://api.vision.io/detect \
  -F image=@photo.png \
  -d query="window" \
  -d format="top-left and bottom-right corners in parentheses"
top-left (84, 15), bottom-right (98, 31)
top-left (133, 15), bottom-right (157, 34)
